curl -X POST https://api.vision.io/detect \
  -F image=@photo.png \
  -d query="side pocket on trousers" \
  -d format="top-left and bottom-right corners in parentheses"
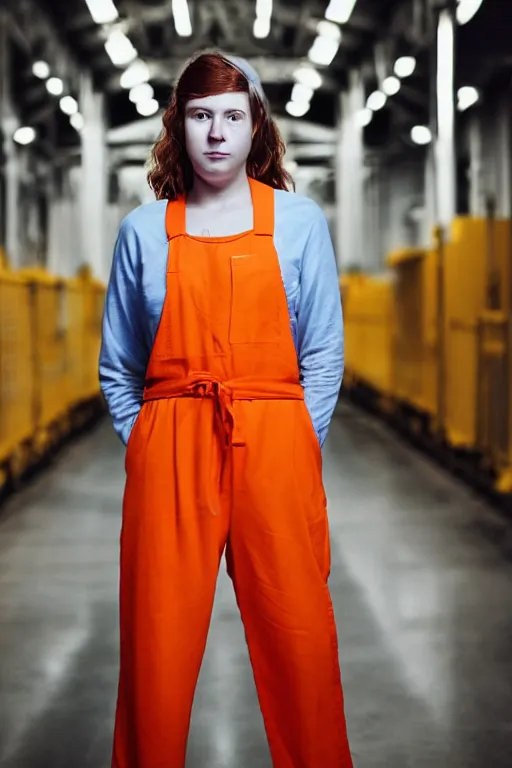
top-left (302, 404), bottom-right (323, 468)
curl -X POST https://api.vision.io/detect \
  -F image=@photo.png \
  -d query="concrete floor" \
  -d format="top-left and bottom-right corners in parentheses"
top-left (1, 401), bottom-right (512, 767)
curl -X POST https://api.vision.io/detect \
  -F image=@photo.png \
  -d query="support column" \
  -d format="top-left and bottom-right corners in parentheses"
top-left (335, 69), bottom-right (365, 271)
top-left (47, 164), bottom-right (82, 277)
top-left (79, 73), bottom-right (108, 281)
top-left (468, 114), bottom-right (483, 216)
top-left (494, 96), bottom-right (511, 218)
top-left (423, 145), bottom-right (437, 245)
top-left (434, 7), bottom-right (457, 228)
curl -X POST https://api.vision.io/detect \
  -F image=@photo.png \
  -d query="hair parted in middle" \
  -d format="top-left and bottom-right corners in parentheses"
top-left (147, 51), bottom-right (294, 200)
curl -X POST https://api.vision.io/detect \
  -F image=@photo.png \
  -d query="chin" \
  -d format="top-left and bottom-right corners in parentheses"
top-left (194, 162), bottom-right (245, 187)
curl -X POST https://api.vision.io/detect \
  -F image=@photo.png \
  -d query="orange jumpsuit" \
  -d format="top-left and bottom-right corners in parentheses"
top-left (112, 178), bottom-right (353, 767)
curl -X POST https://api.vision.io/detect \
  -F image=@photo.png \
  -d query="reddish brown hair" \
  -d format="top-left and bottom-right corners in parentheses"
top-left (147, 52), bottom-right (293, 200)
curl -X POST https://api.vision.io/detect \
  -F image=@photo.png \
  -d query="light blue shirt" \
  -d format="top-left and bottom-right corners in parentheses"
top-left (99, 188), bottom-right (344, 447)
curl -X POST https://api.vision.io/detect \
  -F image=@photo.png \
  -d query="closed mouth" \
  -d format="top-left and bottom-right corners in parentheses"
top-left (205, 152), bottom-right (229, 157)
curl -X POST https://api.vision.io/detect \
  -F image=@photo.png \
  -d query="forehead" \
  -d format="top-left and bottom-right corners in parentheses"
top-left (186, 92), bottom-right (250, 112)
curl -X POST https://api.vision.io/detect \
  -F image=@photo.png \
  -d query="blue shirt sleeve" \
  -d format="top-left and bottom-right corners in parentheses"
top-left (99, 217), bottom-right (150, 445)
top-left (296, 207), bottom-right (344, 447)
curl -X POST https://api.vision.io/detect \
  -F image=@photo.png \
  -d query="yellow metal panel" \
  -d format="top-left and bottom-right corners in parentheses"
top-left (386, 247), bottom-right (425, 268)
top-left (0, 260), bottom-right (105, 486)
top-left (387, 245), bottom-right (440, 421)
top-left (392, 256), bottom-right (426, 411)
top-left (0, 273), bottom-right (35, 463)
top-left (65, 276), bottom-right (105, 404)
top-left (421, 247), bottom-right (439, 420)
top-left (341, 273), bottom-right (395, 397)
top-left (443, 218), bottom-right (487, 448)
top-left (31, 279), bottom-right (69, 431)
top-left (65, 279), bottom-right (88, 404)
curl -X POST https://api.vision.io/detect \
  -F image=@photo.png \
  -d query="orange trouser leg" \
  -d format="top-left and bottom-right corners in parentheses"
top-left (112, 400), bottom-right (229, 768)
top-left (226, 400), bottom-right (353, 768)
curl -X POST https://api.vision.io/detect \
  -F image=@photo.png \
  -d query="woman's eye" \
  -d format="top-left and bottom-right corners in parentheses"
top-left (228, 113), bottom-right (242, 122)
top-left (194, 112), bottom-right (208, 120)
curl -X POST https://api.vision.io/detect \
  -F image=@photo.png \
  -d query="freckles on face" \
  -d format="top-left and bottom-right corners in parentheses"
top-left (184, 92), bottom-right (254, 177)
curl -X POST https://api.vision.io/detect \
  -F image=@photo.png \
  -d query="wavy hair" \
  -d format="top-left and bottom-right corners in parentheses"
top-left (147, 51), bottom-right (294, 200)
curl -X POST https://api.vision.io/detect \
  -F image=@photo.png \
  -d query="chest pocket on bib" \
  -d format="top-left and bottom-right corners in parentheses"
top-left (229, 254), bottom-right (282, 345)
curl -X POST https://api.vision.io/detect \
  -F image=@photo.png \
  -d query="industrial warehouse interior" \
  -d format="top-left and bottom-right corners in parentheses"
top-left (2, 0), bottom-right (512, 766)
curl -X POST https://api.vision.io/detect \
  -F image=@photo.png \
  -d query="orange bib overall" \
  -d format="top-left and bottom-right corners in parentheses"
top-left (112, 178), bottom-right (353, 768)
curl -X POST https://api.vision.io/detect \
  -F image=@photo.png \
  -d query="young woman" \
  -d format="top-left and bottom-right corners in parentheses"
top-left (99, 51), bottom-right (353, 768)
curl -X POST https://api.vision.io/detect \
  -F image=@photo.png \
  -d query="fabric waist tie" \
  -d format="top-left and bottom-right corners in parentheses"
top-left (143, 375), bottom-right (305, 514)
top-left (144, 374), bottom-right (304, 447)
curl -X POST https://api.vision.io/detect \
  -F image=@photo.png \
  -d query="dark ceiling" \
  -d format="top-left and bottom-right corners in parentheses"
top-left (8, 0), bottom-right (397, 150)
top-left (5, 0), bottom-right (512, 161)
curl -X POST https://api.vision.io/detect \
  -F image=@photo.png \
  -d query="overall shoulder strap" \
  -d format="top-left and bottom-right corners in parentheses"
top-left (165, 197), bottom-right (186, 241)
top-left (250, 178), bottom-right (274, 237)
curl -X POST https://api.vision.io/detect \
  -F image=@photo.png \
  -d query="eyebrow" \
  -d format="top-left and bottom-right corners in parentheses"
top-left (185, 105), bottom-right (247, 115)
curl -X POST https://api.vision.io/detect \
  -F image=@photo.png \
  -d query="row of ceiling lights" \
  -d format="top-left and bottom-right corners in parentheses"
top-left (285, 0), bottom-right (355, 118)
top-left (98, 0), bottom-right (195, 112)
top-left (14, 0), bottom-right (486, 148)
top-left (14, 0), bottom-right (195, 146)
top-left (13, 61), bottom-right (85, 146)
top-left (284, 0), bottom-right (485, 123)
top-left (356, 0), bottom-right (483, 146)
top-left (84, 0), bottom-right (168, 118)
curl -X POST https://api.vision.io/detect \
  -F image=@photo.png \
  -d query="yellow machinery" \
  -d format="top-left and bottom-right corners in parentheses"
top-left (385, 246), bottom-right (440, 423)
top-left (473, 210), bottom-right (512, 492)
top-left (0, 270), bottom-right (35, 485)
top-left (0, 262), bottom-right (105, 491)
top-left (342, 214), bottom-right (512, 499)
top-left (340, 273), bottom-right (395, 405)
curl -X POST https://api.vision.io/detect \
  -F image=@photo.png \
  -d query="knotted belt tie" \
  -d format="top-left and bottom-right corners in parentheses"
top-left (143, 375), bottom-right (304, 515)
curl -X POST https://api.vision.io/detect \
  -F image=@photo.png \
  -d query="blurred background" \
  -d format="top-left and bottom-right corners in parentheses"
top-left (2, 1), bottom-right (512, 767)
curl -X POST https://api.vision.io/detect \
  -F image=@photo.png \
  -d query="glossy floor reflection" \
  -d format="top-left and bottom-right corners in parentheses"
top-left (1, 401), bottom-right (512, 767)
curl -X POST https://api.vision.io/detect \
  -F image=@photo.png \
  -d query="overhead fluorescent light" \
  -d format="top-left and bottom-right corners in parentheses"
top-left (383, 76), bottom-right (401, 96)
top-left (136, 99), bottom-right (160, 117)
top-left (457, 85), bottom-right (479, 111)
top-left (411, 125), bottom-right (432, 145)
top-left (293, 66), bottom-right (322, 90)
top-left (367, 90), bottom-right (387, 111)
top-left (316, 20), bottom-right (342, 42)
top-left (13, 126), bottom-right (36, 145)
top-left (456, 0), bottom-right (484, 25)
top-left (70, 113), bottom-right (85, 132)
top-left (172, 0), bottom-right (192, 36)
top-left (120, 60), bottom-right (150, 89)
top-left (356, 108), bottom-right (373, 127)
top-left (59, 96), bottom-right (79, 115)
top-left (256, 0), bottom-right (272, 15)
top-left (394, 56), bottom-right (416, 78)
top-left (84, 0), bottom-right (119, 25)
top-left (32, 61), bottom-right (50, 79)
top-left (325, 0), bottom-right (358, 24)
top-left (291, 83), bottom-right (313, 104)
top-left (105, 29), bottom-right (138, 67)
top-left (286, 100), bottom-right (310, 118)
top-left (46, 77), bottom-right (64, 96)
top-left (129, 83), bottom-right (154, 104)
top-left (308, 36), bottom-right (339, 66)
top-left (253, 16), bottom-right (271, 38)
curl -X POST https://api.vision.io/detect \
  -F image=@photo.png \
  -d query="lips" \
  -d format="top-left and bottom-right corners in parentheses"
top-left (205, 152), bottom-right (229, 158)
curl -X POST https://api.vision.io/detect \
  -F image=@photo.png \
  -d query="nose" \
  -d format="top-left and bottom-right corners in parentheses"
top-left (209, 115), bottom-right (224, 143)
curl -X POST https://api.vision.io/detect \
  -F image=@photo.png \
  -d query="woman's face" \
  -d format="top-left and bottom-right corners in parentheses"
top-left (184, 91), bottom-right (253, 186)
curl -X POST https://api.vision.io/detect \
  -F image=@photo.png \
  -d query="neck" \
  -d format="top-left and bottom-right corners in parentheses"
top-left (187, 168), bottom-right (251, 209)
